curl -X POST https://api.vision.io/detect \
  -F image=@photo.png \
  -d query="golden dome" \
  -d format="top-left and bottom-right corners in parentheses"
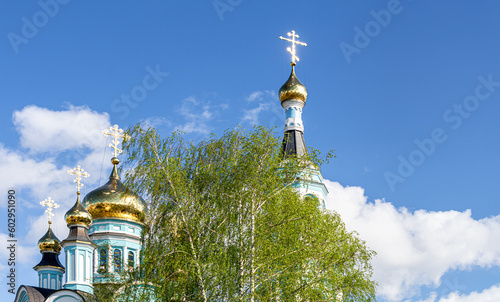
top-left (82, 159), bottom-right (146, 224)
top-left (65, 193), bottom-right (92, 227)
top-left (279, 64), bottom-right (308, 104)
top-left (38, 222), bottom-right (62, 253)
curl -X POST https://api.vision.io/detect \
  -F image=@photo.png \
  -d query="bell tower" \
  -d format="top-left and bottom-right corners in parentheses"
top-left (278, 30), bottom-right (328, 207)
top-left (34, 198), bottom-right (65, 290)
top-left (61, 165), bottom-right (96, 294)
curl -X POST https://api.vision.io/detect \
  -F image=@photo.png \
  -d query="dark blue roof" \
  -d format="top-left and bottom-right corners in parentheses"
top-left (33, 252), bottom-right (65, 271)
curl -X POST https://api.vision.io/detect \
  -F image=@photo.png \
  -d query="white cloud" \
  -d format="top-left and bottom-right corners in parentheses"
top-left (1, 103), bottom-right (114, 244)
top-left (0, 145), bottom-right (62, 204)
top-left (0, 104), bottom-right (116, 291)
top-left (324, 180), bottom-right (500, 301)
top-left (1, 215), bottom-right (64, 291)
top-left (241, 90), bottom-right (282, 126)
top-left (247, 91), bottom-right (264, 102)
top-left (1, 105), bottom-right (112, 210)
top-left (6, 104), bottom-right (500, 302)
top-left (142, 116), bottom-right (172, 128)
top-left (23, 213), bottom-right (68, 249)
top-left (0, 233), bottom-right (38, 271)
top-left (437, 284), bottom-right (500, 302)
top-left (242, 102), bottom-right (272, 125)
top-left (414, 292), bottom-right (438, 302)
top-left (175, 97), bottom-right (216, 134)
top-left (13, 104), bottom-right (110, 153)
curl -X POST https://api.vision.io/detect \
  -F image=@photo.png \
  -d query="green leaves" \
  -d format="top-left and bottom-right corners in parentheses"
top-left (105, 125), bottom-right (376, 301)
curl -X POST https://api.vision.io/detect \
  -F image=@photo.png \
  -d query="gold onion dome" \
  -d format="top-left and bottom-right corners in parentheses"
top-left (82, 158), bottom-right (146, 224)
top-left (38, 222), bottom-right (62, 253)
top-left (279, 63), bottom-right (308, 104)
top-left (65, 193), bottom-right (92, 227)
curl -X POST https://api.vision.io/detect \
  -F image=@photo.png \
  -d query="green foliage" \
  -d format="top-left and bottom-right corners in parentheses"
top-left (89, 268), bottom-right (158, 302)
top-left (101, 125), bottom-right (376, 301)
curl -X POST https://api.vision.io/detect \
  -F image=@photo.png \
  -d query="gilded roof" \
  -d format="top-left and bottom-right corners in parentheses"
top-left (82, 162), bottom-right (146, 224)
top-left (65, 194), bottom-right (92, 227)
top-left (38, 222), bottom-right (61, 253)
top-left (279, 64), bottom-right (308, 103)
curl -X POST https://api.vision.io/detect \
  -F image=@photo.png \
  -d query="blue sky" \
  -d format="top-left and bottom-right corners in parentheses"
top-left (1, 1), bottom-right (500, 301)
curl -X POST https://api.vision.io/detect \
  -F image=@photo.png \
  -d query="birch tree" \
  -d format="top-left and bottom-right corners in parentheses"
top-left (109, 125), bottom-right (376, 302)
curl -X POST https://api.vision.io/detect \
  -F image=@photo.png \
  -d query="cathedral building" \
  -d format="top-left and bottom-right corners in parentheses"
top-left (13, 126), bottom-right (147, 302)
top-left (13, 30), bottom-right (328, 301)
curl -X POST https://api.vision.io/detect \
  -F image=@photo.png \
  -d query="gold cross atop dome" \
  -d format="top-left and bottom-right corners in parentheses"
top-left (67, 165), bottom-right (90, 194)
top-left (40, 197), bottom-right (59, 223)
top-left (102, 124), bottom-right (128, 158)
top-left (279, 30), bottom-right (307, 65)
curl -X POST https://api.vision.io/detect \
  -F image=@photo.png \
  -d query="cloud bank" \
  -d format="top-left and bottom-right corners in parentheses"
top-left (1, 105), bottom-right (111, 288)
top-left (437, 284), bottom-right (500, 302)
top-left (13, 104), bottom-right (109, 153)
top-left (324, 180), bottom-right (500, 301)
top-left (3, 104), bottom-right (500, 301)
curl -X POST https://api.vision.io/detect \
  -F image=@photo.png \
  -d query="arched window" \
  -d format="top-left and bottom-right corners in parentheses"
top-left (70, 252), bottom-right (76, 280)
top-left (113, 249), bottom-right (122, 272)
top-left (99, 248), bottom-right (108, 273)
top-left (128, 251), bottom-right (135, 270)
top-left (78, 254), bottom-right (84, 281)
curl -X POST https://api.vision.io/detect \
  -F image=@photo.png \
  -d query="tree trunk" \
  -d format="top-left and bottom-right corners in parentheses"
top-left (250, 197), bottom-right (255, 302)
top-left (238, 199), bottom-right (244, 301)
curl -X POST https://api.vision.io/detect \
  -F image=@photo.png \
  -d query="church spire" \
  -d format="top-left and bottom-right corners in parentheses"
top-left (64, 166), bottom-right (92, 228)
top-left (279, 30), bottom-right (308, 157)
top-left (82, 125), bottom-right (145, 283)
top-left (34, 198), bottom-right (65, 290)
top-left (61, 165), bottom-right (96, 294)
top-left (278, 31), bottom-right (329, 208)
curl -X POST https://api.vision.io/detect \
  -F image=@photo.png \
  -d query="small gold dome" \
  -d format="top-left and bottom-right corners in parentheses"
top-left (38, 222), bottom-right (61, 253)
top-left (279, 64), bottom-right (308, 104)
top-left (82, 161), bottom-right (146, 224)
top-left (65, 194), bottom-right (92, 227)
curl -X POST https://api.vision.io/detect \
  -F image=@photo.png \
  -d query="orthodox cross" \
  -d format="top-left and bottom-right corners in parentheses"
top-left (40, 197), bottom-right (59, 223)
top-left (279, 30), bottom-right (307, 64)
top-left (67, 165), bottom-right (90, 193)
top-left (101, 124), bottom-right (127, 158)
